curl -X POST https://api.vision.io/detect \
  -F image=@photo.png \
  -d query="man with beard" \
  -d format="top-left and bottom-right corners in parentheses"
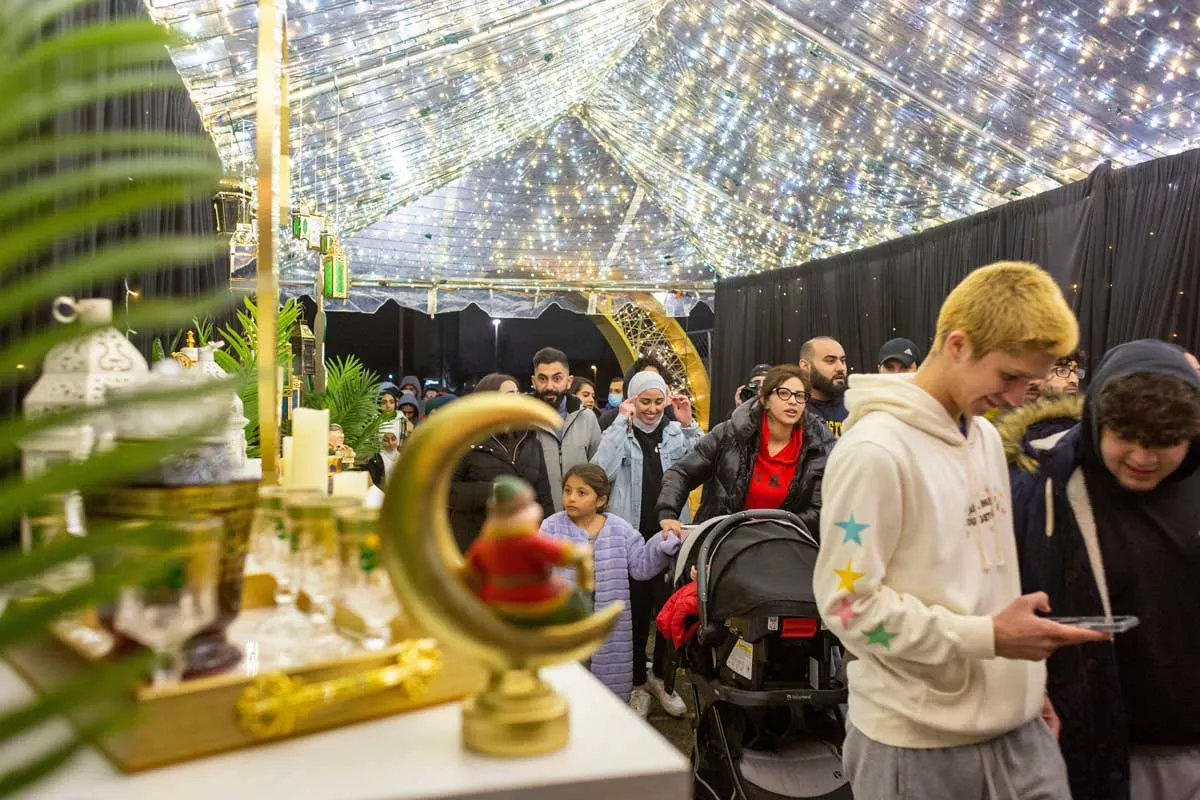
top-left (530, 347), bottom-right (602, 511)
top-left (1040, 351), bottom-right (1085, 399)
top-left (800, 336), bottom-right (849, 437)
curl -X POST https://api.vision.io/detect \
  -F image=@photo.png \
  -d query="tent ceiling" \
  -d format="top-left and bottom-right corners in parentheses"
top-left (148, 0), bottom-right (1200, 285)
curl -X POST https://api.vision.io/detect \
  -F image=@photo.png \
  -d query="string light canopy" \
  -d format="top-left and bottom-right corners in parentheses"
top-left (147, 0), bottom-right (1200, 295)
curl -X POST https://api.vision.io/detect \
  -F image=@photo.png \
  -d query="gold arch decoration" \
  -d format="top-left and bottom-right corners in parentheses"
top-left (590, 293), bottom-right (711, 430)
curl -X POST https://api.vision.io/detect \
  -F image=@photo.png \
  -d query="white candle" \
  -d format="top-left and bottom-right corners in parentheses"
top-left (291, 408), bottom-right (329, 494)
top-left (280, 436), bottom-right (294, 487)
top-left (331, 471), bottom-right (369, 501)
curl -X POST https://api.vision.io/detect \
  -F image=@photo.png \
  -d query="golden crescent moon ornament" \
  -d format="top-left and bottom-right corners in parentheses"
top-left (379, 394), bottom-right (621, 756)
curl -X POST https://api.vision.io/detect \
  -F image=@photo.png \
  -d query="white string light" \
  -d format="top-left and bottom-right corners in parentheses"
top-left (147, 0), bottom-right (1200, 287)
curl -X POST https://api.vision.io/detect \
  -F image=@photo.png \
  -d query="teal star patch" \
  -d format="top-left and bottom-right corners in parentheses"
top-left (835, 514), bottom-right (869, 546)
top-left (864, 623), bottom-right (897, 650)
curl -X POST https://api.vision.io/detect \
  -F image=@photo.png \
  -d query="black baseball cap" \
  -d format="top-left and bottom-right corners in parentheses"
top-left (748, 364), bottom-right (771, 380)
top-left (878, 338), bottom-right (921, 368)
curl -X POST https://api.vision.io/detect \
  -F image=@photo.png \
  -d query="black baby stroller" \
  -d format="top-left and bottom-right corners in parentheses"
top-left (665, 510), bottom-right (852, 800)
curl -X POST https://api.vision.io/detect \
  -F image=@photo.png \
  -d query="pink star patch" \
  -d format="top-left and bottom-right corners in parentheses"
top-left (834, 596), bottom-right (857, 628)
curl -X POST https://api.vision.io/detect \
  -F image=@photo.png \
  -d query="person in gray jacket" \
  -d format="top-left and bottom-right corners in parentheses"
top-left (530, 347), bottom-right (602, 511)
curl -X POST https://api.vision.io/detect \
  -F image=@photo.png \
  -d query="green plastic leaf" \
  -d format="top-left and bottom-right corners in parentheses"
top-left (0, 649), bottom-right (152, 748)
top-left (0, 704), bottom-right (138, 797)
top-left (0, 238), bottom-right (221, 323)
top-left (0, 132), bottom-right (216, 179)
top-left (0, 291), bottom-right (233, 387)
top-left (0, 71), bottom-right (187, 142)
top-left (0, 158), bottom-right (222, 224)
top-left (0, 179), bottom-right (216, 275)
top-left (0, 419), bottom-right (227, 531)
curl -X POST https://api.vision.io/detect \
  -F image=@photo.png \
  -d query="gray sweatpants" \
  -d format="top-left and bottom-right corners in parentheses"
top-left (1131, 744), bottom-right (1200, 800)
top-left (844, 719), bottom-right (1071, 800)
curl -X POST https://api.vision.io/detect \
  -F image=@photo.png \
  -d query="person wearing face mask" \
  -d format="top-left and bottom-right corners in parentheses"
top-left (448, 373), bottom-right (555, 551)
top-left (529, 347), bottom-right (602, 512)
top-left (592, 370), bottom-right (702, 718)
top-left (655, 364), bottom-right (833, 536)
top-left (1009, 340), bottom-right (1200, 800)
top-left (603, 376), bottom-right (625, 413)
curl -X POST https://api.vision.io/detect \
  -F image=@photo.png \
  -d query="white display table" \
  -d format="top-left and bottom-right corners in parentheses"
top-left (1, 661), bottom-right (691, 800)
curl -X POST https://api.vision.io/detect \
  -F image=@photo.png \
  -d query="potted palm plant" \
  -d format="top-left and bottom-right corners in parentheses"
top-left (0, 0), bottom-right (239, 793)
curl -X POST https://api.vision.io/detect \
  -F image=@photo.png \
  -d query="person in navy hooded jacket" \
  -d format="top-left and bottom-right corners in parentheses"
top-left (1009, 340), bottom-right (1200, 800)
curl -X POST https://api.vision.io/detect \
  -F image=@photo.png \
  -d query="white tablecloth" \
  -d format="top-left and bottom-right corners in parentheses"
top-left (1, 661), bottom-right (690, 800)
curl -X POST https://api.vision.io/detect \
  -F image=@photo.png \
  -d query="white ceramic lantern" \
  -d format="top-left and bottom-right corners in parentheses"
top-left (21, 296), bottom-right (149, 454)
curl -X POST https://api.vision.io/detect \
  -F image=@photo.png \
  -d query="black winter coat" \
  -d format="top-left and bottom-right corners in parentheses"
top-left (654, 399), bottom-right (832, 534)
top-left (449, 432), bottom-right (555, 551)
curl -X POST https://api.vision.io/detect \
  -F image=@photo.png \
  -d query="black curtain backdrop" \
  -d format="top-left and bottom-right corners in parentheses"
top-left (1, 0), bottom-right (227, 545)
top-left (712, 148), bottom-right (1200, 423)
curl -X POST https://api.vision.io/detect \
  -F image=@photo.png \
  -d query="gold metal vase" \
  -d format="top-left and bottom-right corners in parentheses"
top-left (379, 394), bottom-right (621, 757)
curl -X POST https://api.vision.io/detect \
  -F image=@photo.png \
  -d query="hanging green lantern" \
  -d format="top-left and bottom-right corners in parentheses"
top-left (322, 244), bottom-right (350, 300)
top-left (290, 212), bottom-right (323, 246)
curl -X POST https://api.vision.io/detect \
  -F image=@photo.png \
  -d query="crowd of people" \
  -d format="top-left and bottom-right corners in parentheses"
top-left (368, 260), bottom-right (1200, 800)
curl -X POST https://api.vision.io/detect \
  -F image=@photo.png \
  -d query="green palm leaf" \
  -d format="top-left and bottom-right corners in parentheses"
top-left (0, 1), bottom-right (236, 793)
top-left (304, 355), bottom-right (384, 462)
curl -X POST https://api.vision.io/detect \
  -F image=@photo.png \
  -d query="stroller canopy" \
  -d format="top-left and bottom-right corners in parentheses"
top-left (680, 513), bottom-right (821, 626)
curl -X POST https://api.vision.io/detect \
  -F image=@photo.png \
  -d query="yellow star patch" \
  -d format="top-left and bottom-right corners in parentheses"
top-left (834, 560), bottom-right (865, 593)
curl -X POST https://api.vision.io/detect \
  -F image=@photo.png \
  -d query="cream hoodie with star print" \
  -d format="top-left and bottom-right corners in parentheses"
top-left (812, 373), bottom-right (1045, 748)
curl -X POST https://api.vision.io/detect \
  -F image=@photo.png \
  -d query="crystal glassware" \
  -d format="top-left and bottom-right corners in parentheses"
top-left (292, 495), bottom-right (359, 661)
top-left (113, 518), bottom-right (221, 688)
top-left (335, 507), bottom-right (401, 651)
top-left (252, 488), bottom-right (322, 669)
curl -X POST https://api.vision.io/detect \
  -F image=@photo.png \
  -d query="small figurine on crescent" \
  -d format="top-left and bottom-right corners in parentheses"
top-left (464, 475), bottom-right (594, 627)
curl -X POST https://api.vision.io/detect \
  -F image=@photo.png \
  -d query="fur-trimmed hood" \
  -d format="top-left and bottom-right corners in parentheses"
top-left (994, 394), bottom-right (1084, 472)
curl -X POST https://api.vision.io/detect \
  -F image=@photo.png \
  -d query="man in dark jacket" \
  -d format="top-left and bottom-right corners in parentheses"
top-left (1009, 340), bottom-right (1200, 800)
top-left (654, 394), bottom-right (832, 536)
top-left (448, 431), bottom-right (555, 552)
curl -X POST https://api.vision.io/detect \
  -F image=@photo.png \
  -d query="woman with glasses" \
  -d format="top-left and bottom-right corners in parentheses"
top-left (656, 364), bottom-right (834, 537)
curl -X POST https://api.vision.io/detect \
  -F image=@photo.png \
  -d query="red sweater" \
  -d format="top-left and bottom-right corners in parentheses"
top-left (743, 415), bottom-right (803, 511)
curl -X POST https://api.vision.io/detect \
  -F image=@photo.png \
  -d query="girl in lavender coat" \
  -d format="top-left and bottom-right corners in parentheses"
top-left (540, 464), bottom-right (682, 704)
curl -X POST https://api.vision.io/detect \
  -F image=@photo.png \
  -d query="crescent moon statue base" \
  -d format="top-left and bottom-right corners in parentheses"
top-left (380, 394), bottom-right (622, 759)
top-left (461, 668), bottom-right (568, 757)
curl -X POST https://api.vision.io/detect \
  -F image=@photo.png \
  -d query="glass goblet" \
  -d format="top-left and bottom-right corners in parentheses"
top-left (336, 507), bottom-right (401, 651)
top-left (113, 518), bottom-right (221, 688)
top-left (291, 495), bottom-right (358, 661)
top-left (252, 488), bottom-right (322, 669)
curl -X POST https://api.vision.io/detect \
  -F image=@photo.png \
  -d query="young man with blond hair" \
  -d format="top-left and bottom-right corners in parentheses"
top-left (813, 262), bottom-right (1107, 799)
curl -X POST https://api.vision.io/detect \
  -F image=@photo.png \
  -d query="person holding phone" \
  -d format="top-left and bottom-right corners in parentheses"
top-left (813, 263), bottom-right (1108, 800)
top-left (1009, 340), bottom-right (1200, 800)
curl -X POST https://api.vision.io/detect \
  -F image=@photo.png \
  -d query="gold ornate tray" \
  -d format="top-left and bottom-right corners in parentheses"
top-left (3, 573), bottom-right (486, 772)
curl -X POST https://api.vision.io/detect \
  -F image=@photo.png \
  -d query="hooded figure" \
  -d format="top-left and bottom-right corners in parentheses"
top-left (1009, 340), bottom-right (1200, 800)
top-left (398, 375), bottom-right (421, 397)
top-left (378, 384), bottom-right (402, 415)
top-left (396, 391), bottom-right (423, 425)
